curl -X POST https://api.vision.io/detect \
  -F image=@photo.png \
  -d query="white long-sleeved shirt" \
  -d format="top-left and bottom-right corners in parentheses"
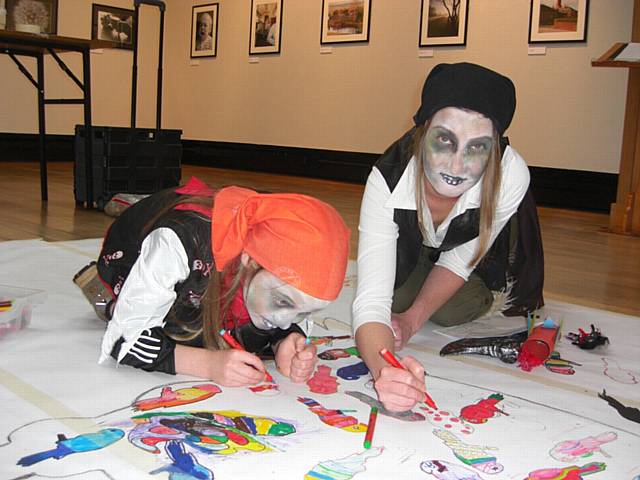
top-left (99, 228), bottom-right (190, 364)
top-left (351, 146), bottom-right (530, 334)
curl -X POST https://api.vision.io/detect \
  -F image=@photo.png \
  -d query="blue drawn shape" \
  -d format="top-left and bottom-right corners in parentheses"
top-left (336, 361), bottom-right (370, 381)
top-left (150, 440), bottom-right (214, 480)
top-left (17, 428), bottom-right (124, 466)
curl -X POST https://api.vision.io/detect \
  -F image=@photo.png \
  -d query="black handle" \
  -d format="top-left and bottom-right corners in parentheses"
top-left (134, 0), bottom-right (165, 12)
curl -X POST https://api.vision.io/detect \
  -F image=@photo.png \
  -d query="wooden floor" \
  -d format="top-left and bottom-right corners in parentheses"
top-left (2, 161), bottom-right (639, 318)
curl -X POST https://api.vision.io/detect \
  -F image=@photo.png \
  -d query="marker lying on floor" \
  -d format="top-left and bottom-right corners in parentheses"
top-left (363, 406), bottom-right (378, 449)
top-left (219, 329), bottom-right (274, 382)
top-left (379, 348), bottom-right (437, 409)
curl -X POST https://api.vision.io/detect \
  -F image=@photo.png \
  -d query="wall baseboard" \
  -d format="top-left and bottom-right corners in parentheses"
top-left (0, 133), bottom-right (617, 213)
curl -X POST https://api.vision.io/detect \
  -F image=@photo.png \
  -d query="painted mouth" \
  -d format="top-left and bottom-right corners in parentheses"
top-left (440, 173), bottom-right (466, 186)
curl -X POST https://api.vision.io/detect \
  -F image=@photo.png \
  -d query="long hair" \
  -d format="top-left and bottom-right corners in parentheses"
top-left (141, 192), bottom-right (257, 351)
top-left (412, 118), bottom-right (502, 268)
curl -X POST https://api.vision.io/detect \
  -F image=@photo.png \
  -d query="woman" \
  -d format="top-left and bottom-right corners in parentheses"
top-left (352, 63), bottom-right (544, 411)
top-left (74, 178), bottom-right (350, 386)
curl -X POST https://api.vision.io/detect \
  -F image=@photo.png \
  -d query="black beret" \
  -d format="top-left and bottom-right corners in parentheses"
top-left (413, 62), bottom-right (516, 136)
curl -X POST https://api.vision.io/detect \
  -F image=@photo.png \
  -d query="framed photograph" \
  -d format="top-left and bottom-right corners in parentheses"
top-left (6, 0), bottom-right (58, 34)
top-left (91, 4), bottom-right (135, 50)
top-left (528, 0), bottom-right (589, 43)
top-left (419, 0), bottom-right (469, 47)
top-left (249, 0), bottom-right (283, 55)
top-left (191, 3), bottom-right (219, 58)
top-left (320, 0), bottom-right (371, 45)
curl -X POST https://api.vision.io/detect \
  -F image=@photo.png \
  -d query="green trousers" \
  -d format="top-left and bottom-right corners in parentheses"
top-left (391, 245), bottom-right (494, 327)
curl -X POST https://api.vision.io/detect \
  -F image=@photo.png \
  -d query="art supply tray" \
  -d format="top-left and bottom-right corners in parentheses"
top-left (0, 285), bottom-right (47, 339)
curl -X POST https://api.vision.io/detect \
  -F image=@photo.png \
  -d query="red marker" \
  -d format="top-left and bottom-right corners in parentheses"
top-left (220, 329), bottom-right (273, 382)
top-left (379, 348), bottom-right (437, 409)
top-left (363, 406), bottom-right (378, 449)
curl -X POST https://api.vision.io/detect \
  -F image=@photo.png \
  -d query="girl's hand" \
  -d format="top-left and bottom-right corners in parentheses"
top-left (275, 333), bottom-right (318, 383)
top-left (207, 349), bottom-right (268, 387)
top-left (374, 355), bottom-right (426, 412)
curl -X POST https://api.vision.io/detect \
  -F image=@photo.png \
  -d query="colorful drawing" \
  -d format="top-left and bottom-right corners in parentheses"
top-left (17, 429), bottom-right (124, 466)
top-left (524, 462), bottom-right (606, 479)
top-left (305, 447), bottom-right (383, 479)
top-left (433, 429), bottom-right (503, 474)
top-left (134, 384), bottom-right (222, 411)
top-left (459, 394), bottom-right (507, 424)
top-left (249, 383), bottom-right (280, 394)
top-left (419, 407), bottom-right (474, 435)
top-left (311, 335), bottom-right (352, 346)
top-left (550, 432), bottom-right (616, 462)
top-left (601, 358), bottom-right (639, 384)
top-left (545, 352), bottom-right (581, 375)
top-left (307, 365), bottom-right (340, 394)
top-left (128, 410), bottom-right (295, 455)
top-left (150, 440), bottom-right (213, 479)
top-left (420, 459), bottom-right (484, 480)
top-left (318, 346), bottom-right (360, 360)
top-left (346, 391), bottom-right (426, 422)
top-left (337, 361), bottom-right (370, 381)
top-left (297, 397), bottom-right (367, 433)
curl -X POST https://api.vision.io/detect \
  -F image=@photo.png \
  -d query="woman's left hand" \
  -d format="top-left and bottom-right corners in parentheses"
top-left (275, 333), bottom-right (318, 383)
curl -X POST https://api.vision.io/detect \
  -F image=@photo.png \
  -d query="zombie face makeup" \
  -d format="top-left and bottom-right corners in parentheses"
top-left (244, 268), bottom-right (330, 331)
top-left (423, 107), bottom-right (494, 198)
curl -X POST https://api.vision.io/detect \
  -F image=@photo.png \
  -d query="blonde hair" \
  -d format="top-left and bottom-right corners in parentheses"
top-left (142, 192), bottom-right (259, 351)
top-left (412, 119), bottom-right (502, 268)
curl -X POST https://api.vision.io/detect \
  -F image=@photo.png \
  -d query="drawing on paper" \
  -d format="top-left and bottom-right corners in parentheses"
top-left (524, 462), bottom-right (606, 479)
top-left (297, 397), bottom-right (367, 432)
top-left (305, 447), bottom-right (383, 480)
top-left (318, 346), bottom-right (360, 360)
top-left (419, 407), bottom-right (474, 435)
top-left (149, 440), bottom-right (214, 479)
top-left (433, 429), bottom-right (503, 474)
top-left (134, 384), bottom-right (222, 411)
top-left (545, 352), bottom-right (581, 375)
top-left (18, 429), bottom-right (124, 466)
top-left (336, 361), bottom-right (370, 381)
top-left (346, 391), bottom-right (426, 422)
top-left (307, 365), bottom-right (340, 394)
top-left (601, 358), bottom-right (639, 384)
top-left (459, 394), bottom-right (507, 424)
top-left (420, 459), bottom-right (484, 479)
top-left (550, 432), bottom-right (617, 462)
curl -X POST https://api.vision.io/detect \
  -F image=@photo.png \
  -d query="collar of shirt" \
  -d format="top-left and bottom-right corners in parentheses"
top-left (384, 155), bottom-right (483, 242)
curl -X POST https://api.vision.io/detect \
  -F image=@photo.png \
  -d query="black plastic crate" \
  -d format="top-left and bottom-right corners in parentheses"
top-left (74, 125), bottom-right (182, 209)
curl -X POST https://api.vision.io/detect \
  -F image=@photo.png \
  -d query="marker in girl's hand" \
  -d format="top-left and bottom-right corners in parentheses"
top-left (219, 329), bottom-right (274, 382)
top-left (379, 348), bottom-right (437, 409)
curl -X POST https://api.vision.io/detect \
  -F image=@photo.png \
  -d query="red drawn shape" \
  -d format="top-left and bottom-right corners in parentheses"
top-left (307, 365), bottom-right (339, 394)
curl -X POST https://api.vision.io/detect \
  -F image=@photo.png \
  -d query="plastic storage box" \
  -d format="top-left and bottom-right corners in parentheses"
top-left (74, 125), bottom-right (182, 210)
top-left (0, 285), bottom-right (47, 339)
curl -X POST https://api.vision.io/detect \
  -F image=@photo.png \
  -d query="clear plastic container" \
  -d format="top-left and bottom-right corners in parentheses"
top-left (0, 285), bottom-right (47, 339)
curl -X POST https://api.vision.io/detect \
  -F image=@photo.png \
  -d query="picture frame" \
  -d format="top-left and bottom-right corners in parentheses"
top-left (320, 0), bottom-right (371, 45)
top-left (419, 0), bottom-right (469, 47)
top-left (5, 0), bottom-right (58, 34)
top-left (249, 0), bottom-right (283, 55)
top-left (91, 4), bottom-right (135, 50)
top-left (191, 3), bottom-right (219, 58)
top-left (528, 0), bottom-right (589, 43)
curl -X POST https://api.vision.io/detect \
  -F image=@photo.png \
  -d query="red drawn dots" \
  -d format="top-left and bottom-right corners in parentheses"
top-left (439, 411), bottom-right (450, 416)
top-left (444, 424), bottom-right (452, 428)
top-left (450, 417), bottom-right (459, 422)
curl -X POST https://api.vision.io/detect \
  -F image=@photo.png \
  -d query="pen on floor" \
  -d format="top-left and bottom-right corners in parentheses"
top-left (379, 348), bottom-right (437, 409)
top-left (363, 406), bottom-right (378, 449)
top-left (219, 329), bottom-right (274, 382)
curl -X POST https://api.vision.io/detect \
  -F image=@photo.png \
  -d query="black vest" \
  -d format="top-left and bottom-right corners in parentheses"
top-left (97, 187), bottom-right (213, 345)
top-left (375, 128), bottom-right (544, 316)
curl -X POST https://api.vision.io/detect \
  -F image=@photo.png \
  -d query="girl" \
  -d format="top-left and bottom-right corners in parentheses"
top-left (75, 178), bottom-right (350, 386)
top-left (352, 63), bottom-right (544, 411)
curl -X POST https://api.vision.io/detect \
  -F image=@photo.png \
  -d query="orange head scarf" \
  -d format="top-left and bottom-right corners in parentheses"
top-left (211, 186), bottom-right (350, 301)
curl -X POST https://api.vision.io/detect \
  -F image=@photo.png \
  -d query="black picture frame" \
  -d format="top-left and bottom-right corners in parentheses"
top-left (419, 0), bottom-right (469, 48)
top-left (91, 3), bottom-right (135, 51)
top-left (191, 3), bottom-right (219, 58)
top-left (6, 0), bottom-right (58, 34)
top-left (249, 0), bottom-right (284, 55)
top-left (320, 0), bottom-right (371, 45)
top-left (528, 0), bottom-right (589, 44)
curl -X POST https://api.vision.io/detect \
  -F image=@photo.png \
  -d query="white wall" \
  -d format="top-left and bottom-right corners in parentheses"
top-left (0, 0), bottom-right (632, 173)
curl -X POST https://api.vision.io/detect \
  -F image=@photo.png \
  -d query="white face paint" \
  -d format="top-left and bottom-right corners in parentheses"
top-left (423, 107), bottom-right (494, 198)
top-left (244, 269), bottom-right (330, 331)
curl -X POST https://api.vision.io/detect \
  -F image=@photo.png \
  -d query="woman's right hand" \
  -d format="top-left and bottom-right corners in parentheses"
top-left (373, 355), bottom-right (427, 412)
top-left (209, 349), bottom-right (269, 387)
